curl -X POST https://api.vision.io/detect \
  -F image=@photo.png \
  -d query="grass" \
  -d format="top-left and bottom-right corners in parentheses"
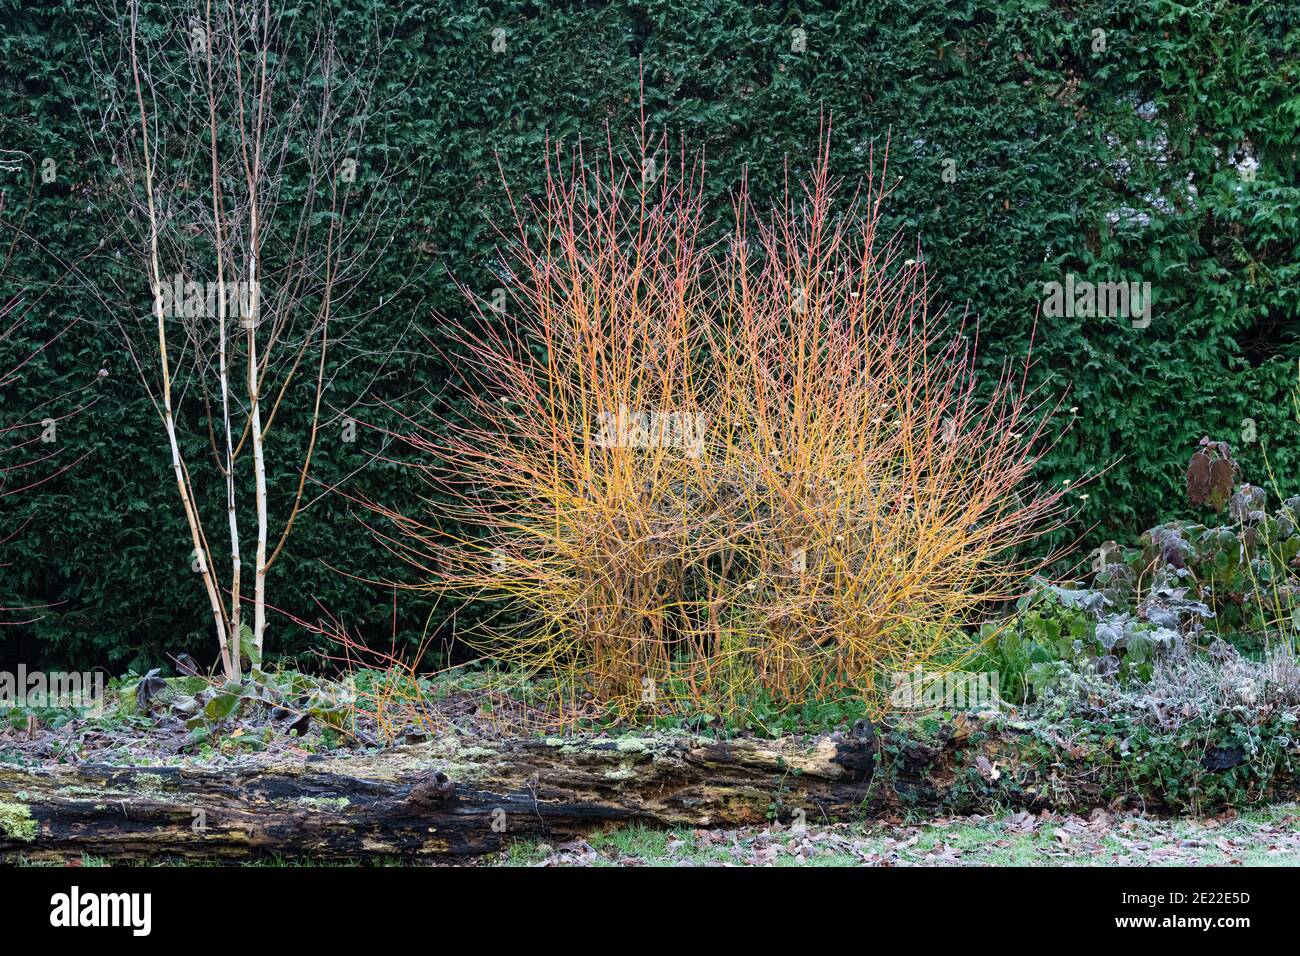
top-left (491, 803), bottom-right (1300, 867)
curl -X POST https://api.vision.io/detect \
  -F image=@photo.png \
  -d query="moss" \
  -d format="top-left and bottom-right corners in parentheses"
top-left (895, 714), bottom-right (947, 744)
top-left (0, 801), bottom-right (37, 842)
top-left (61, 784), bottom-right (122, 799)
top-left (296, 796), bottom-right (351, 811)
top-left (132, 773), bottom-right (170, 797)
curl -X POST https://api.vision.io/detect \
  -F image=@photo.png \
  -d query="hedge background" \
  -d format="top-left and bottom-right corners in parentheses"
top-left (2, 0), bottom-right (1298, 672)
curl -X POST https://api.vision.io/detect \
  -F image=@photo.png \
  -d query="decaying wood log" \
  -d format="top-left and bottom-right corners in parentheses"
top-left (3, 713), bottom-right (1290, 861)
top-left (0, 725), bottom-right (877, 861)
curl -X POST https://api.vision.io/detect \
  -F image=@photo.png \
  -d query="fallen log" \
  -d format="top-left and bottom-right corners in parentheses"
top-left (0, 725), bottom-right (877, 861)
top-left (3, 711), bottom-right (1294, 861)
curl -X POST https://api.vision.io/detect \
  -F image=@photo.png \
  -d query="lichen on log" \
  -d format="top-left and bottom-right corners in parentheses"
top-left (0, 725), bottom-right (877, 861)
